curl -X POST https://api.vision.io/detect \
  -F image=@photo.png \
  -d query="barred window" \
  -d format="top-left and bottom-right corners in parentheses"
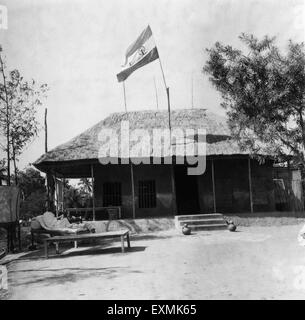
top-left (138, 180), bottom-right (156, 208)
top-left (103, 182), bottom-right (122, 206)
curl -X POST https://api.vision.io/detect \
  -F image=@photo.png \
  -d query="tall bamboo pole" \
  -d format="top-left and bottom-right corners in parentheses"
top-left (0, 50), bottom-right (10, 185)
top-left (191, 72), bottom-right (194, 109)
top-left (122, 82), bottom-right (136, 219)
top-left (157, 52), bottom-right (176, 214)
top-left (123, 81), bottom-right (127, 113)
top-left (153, 76), bottom-right (159, 110)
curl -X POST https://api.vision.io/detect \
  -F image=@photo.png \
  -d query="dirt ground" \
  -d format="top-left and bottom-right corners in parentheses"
top-left (2, 224), bottom-right (305, 300)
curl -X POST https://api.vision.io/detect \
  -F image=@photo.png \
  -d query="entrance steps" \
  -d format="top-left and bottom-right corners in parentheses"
top-left (175, 213), bottom-right (228, 231)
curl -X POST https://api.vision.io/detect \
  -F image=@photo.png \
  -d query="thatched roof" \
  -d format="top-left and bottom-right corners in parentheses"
top-left (34, 108), bottom-right (249, 172)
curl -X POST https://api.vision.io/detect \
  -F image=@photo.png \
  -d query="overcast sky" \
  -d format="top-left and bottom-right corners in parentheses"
top-left (0, 0), bottom-right (304, 169)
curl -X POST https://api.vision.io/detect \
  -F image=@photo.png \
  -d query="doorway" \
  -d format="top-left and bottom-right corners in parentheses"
top-left (174, 165), bottom-right (200, 215)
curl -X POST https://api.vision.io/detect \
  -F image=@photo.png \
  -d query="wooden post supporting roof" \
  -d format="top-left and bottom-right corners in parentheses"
top-left (170, 165), bottom-right (177, 215)
top-left (61, 178), bottom-right (65, 212)
top-left (91, 164), bottom-right (96, 221)
top-left (248, 158), bottom-right (254, 213)
top-left (44, 108), bottom-right (51, 210)
top-left (130, 163), bottom-right (136, 219)
top-left (54, 172), bottom-right (58, 217)
top-left (211, 159), bottom-right (217, 213)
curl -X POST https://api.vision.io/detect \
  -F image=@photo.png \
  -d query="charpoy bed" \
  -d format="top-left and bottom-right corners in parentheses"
top-left (30, 212), bottom-right (93, 248)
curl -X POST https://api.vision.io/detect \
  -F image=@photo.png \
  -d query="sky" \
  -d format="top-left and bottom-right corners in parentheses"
top-left (0, 0), bottom-right (304, 169)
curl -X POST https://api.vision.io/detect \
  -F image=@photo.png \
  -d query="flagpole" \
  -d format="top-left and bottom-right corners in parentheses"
top-left (157, 54), bottom-right (171, 130)
top-left (191, 72), bottom-right (194, 109)
top-left (153, 76), bottom-right (159, 110)
top-left (121, 80), bottom-right (136, 219)
top-left (156, 49), bottom-right (176, 215)
top-left (123, 81), bottom-right (127, 113)
top-left (117, 25), bottom-right (176, 215)
top-left (158, 55), bottom-right (168, 91)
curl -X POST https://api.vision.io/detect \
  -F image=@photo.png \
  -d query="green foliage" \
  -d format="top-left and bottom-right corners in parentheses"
top-left (13, 169), bottom-right (94, 217)
top-left (78, 178), bottom-right (92, 194)
top-left (18, 167), bottom-right (46, 199)
top-left (0, 159), bottom-right (6, 184)
top-left (20, 190), bottom-right (46, 219)
top-left (17, 167), bottom-right (46, 218)
top-left (64, 179), bottom-right (92, 208)
top-left (203, 34), bottom-right (305, 166)
top-left (0, 46), bottom-right (48, 182)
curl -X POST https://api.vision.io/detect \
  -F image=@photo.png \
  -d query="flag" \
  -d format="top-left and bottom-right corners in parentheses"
top-left (117, 25), bottom-right (159, 82)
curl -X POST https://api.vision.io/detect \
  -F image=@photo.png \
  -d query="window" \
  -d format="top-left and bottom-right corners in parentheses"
top-left (138, 180), bottom-right (156, 208)
top-left (103, 182), bottom-right (122, 206)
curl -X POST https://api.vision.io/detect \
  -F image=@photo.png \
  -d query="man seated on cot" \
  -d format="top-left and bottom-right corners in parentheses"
top-left (31, 211), bottom-right (95, 234)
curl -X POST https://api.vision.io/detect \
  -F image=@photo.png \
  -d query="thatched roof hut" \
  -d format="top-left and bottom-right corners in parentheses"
top-left (33, 109), bottom-right (256, 178)
top-left (33, 108), bottom-right (304, 216)
top-left (34, 108), bottom-right (248, 176)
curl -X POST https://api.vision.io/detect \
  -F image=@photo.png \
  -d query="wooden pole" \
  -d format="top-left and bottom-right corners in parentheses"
top-left (211, 159), bottom-right (216, 213)
top-left (54, 173), bottom-right (58, 217)
top-left (130, 163), bottom-right (136, 219)
top-left (0, 51), bottom-right (10, 186)
top-left (248, 158), bottom-right (254, 213)
top-left (157, 54), bottom-right (176, 214)
top-left (166, 87), bottom-right (176, 214)
top-left (122, 79), bottom-right (136, 219)
top-left (61, 178), bottom-right (64, 212)
top-left (170, 165), bottom-right (176, 214)
top-left (153, 76), bottom-right (159, 110)
top-left (91, 164), bottom-right (96, 221)
top-left (191, 72), bottom-right (194, 109)
top-left (166, 87), bottom-right (171, 130)
top-left (158, 55), bottom-right (168, 92)
top-left (158, 57), bottom-right (171, 129)
top-left (287, 159), bottom-right (293, 211)
top-left (44, 108), bottom-right (51, 210)
top-left (123, 81), bottom-right (127, 113)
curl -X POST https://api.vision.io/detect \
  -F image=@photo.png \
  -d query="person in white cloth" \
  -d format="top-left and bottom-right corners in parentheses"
top-left (32, 211), bottom-right (95, 234)
top-left (43, 211), bottom-right (75, 229)
top-left (298, 223), bottom-right (305, 246)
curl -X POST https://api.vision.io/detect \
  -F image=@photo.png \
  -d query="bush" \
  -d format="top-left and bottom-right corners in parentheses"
top-left (20, 190), bottom-right (46, 219)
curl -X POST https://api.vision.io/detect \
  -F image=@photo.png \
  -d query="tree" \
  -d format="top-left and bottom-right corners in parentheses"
top-left (78, 178), bottom-right (93, 207)
top-left (64, 186), bottom-right (82, 209)
top-left (17, 167), bottom-right (46, 218)
top-left (78, 178), bottom-right (92, 194)
top-left (203, 34), bottom-right (305, 167)
top-left (0, 159), bottom-right (6, 185)
top-left (0, 45), bottom-right (48, 185)
top-left (18, 167), bottom-right (46, 199)
top-left (64, 179), bottom-right (93, 209)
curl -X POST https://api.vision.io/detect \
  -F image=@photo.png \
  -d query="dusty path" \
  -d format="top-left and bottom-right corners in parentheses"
top-left (3, 224), bottom-right (305, 300)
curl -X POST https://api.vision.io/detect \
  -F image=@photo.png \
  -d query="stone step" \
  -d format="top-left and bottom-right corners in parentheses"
top-left (187, 223), bottom-right (228, 231)
top-left (175, 213), bottom-right (224, 221)
top-left (178, 219), bottom-right (225, 226)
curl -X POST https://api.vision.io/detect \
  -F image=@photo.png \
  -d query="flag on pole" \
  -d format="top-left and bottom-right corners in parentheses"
top-left (117, 25), bottom-right (159, 82)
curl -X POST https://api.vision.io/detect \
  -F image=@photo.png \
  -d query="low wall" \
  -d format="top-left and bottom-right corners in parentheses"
top-left (89, 217), bottom-right (176, 234)
top-left (89, 212), bottom-right (305, 232)
top-left (224, 211), bottom-right (305, 227)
